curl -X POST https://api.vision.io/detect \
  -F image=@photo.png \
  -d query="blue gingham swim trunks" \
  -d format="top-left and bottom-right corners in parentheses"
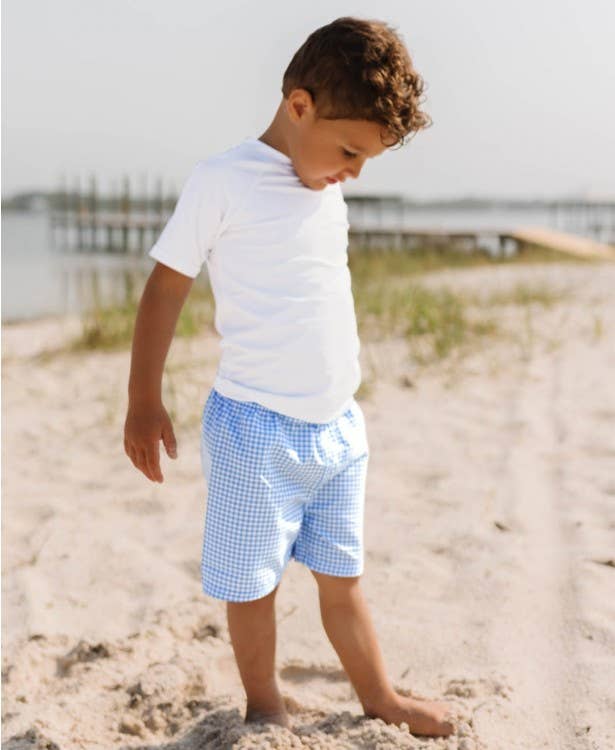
top-left (199, 388), bottom-right (370, 602)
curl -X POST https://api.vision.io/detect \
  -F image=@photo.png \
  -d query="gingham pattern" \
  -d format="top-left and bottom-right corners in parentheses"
top-left (199, 388), bottom-right (370, 602)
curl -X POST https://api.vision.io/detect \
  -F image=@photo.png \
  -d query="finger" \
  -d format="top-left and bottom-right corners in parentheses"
top-left (125, 441), bottom-right (138, 468)
top-left (146, 446), bottom-right (163, 483)
top-left (136, 448), bottom-right (154, 481)
top-left (124, 437), bottom-right (134, 460)
top-left (127, 448), bottom-right (137, 470)
top-left (161, 423), bottom-right (178, 459)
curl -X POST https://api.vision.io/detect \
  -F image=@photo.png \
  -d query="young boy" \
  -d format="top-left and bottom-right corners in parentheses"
top-left (124, 16), bottom-right (456, 739)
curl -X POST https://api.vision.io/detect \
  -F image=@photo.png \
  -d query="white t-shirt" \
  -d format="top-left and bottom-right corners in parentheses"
top-left (148, 136), bottom-right (361, 423)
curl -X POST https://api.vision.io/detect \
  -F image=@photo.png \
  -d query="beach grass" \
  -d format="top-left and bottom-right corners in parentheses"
top-left (349, 246), bottom-right (573, 365)
top-left (67, 244), bottom-right (582, 360)
top-left (68, 278), bottom-right (215, 353)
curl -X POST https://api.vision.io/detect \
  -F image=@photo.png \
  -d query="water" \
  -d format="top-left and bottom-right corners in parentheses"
top-left (2, 204), bottom-right (613, 323)
top-left (1, 211), bottom-right (152, 323)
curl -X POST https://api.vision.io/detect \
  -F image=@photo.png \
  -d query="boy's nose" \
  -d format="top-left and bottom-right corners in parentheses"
top-left (335, 161), bottom-right (363, 181)
top-left (345, 163), bottom-right (364, 181)
top-left (338, 171), bottom-right (356, 182)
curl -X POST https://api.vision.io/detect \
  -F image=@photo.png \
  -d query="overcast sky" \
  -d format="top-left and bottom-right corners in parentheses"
top-left (2, 0), bottom-right (614, 201)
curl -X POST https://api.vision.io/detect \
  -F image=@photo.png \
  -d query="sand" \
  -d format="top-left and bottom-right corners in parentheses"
top-left (2, 261), bottom-right (614, 749)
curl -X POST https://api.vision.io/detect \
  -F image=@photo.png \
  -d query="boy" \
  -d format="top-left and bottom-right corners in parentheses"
top-left (124, 16), bottom-right (456, 739)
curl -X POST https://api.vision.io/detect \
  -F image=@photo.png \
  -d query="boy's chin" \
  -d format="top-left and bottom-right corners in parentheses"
top-left (299, 176), bottom-right (331, 191)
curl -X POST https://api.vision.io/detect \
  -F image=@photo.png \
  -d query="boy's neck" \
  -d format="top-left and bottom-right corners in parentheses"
top-left (257, 103), bottom-right (292, 161)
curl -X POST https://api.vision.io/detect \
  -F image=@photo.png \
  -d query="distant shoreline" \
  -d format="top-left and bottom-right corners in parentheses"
top-left (3, 192), bottom-right (615, 212)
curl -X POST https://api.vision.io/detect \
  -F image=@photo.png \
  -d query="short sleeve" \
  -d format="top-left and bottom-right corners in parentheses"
top-left (148, 159), bottom-right (227, 278)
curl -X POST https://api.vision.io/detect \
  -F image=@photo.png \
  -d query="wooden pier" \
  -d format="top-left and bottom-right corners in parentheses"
top-left (505, 226), bottom-right (615, 260)
top-left (51, 210), bottom-right (167, 254)
top-left (51, 213), bottom-right (615, 260)
top-left (348, 225), bottom-right (615, 260)
top-left (48, 175), bottom-right (615, 260)
top-left (49, 173), bottom-right (173, 254)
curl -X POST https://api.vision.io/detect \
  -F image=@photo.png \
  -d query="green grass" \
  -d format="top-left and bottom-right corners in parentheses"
top-left (66, 243), bottom-right (582, 360)
top-left (348, 246), bottom-right (574, 365)
top-left (471, 281), bottom-right (568, 308)
top-left (69, 277), bottom-right (215, 353)
top-left (356, 279), bottom-right (503, 365)
top-left (347, 242), bottom-right (592, 282)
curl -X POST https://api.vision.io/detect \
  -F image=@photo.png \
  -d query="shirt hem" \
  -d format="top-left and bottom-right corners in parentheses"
top-left (212, 375), bottom-right (356, 424)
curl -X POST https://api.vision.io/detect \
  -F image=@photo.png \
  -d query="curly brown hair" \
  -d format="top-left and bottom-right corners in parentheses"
top-left (281, 16), bottom-right (432, 149)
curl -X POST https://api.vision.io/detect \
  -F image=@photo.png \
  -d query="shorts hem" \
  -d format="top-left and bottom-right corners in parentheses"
top-left (201, 556), bottom-right (292, 602)
top-left (292, 552), bottom-right (363, 578)
top-left (201, 580), bottom-right (278, 603)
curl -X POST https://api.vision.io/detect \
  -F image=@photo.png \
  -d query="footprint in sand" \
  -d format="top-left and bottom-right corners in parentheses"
top-left (56, 639), bottom-right (113, 677)
top-left (443, 675), bottom-right (513, 701)
top-left (121, 661), bottom-right (208, 737)
top-left (279, 659), bottom-right (349, 685)
top-left (278, 659), bottom-right (357, 707)
top-left (3, 726), bottom-right (61, 750)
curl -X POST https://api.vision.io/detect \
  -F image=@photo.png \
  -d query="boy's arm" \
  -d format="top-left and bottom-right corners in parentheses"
top-left (124, 261), bottom-right (194, 482)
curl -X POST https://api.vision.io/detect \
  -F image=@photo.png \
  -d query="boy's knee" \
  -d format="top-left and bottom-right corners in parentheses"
top-left (311, 569), bottom-right (361, 595)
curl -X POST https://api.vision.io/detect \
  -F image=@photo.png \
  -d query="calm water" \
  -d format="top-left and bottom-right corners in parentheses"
top-left (1, 211), bottom-right (160, 323)
top-left (1, 204), bottom-right (613, 323)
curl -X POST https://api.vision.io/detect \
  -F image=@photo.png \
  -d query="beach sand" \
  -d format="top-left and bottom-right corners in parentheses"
top-left (2, 261), bottom-right (614, 749)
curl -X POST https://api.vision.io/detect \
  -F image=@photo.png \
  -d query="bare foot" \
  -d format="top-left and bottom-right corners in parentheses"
top-left (366, 693), bottom-right (456, 738)
top-left (245, 705), bottom-right (291, 729)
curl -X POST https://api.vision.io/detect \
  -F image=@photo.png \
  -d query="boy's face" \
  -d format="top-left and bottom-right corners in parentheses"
top-left (284, 89), bottom-right (393, 190)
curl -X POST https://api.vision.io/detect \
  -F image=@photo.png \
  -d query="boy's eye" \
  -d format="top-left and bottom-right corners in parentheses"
top-left (341, 148), bottom-right (358, 159)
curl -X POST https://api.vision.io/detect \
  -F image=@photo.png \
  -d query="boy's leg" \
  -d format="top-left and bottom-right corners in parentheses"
top-left (312, 571), bottom-right (456, 738)
top-left (226, 584), bottom-right (290, 727)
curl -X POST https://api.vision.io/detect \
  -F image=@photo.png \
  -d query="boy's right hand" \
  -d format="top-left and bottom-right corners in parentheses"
top-left (124, 402), bottom-right (178, 483)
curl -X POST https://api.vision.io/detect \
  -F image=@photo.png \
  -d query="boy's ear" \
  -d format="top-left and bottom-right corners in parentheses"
top-left (286, 88), bottom-right (314, 122)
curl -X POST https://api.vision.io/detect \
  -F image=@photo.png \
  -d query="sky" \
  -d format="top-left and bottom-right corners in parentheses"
top-left (2, 0), bottom-right (615, 201)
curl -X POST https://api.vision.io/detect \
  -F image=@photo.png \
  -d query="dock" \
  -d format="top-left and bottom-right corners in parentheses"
top-left (348, 225), bottom-right (615, 260)
top-left (504, 226), bottom-right (615, 260)
top-left (47, 174), bottom-right (615, 259)
top-left (51, 214), bottom-right (615, 260)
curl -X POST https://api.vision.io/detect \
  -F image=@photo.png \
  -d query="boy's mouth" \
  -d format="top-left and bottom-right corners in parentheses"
top-left (325, 177), bottom-right (339, 184)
